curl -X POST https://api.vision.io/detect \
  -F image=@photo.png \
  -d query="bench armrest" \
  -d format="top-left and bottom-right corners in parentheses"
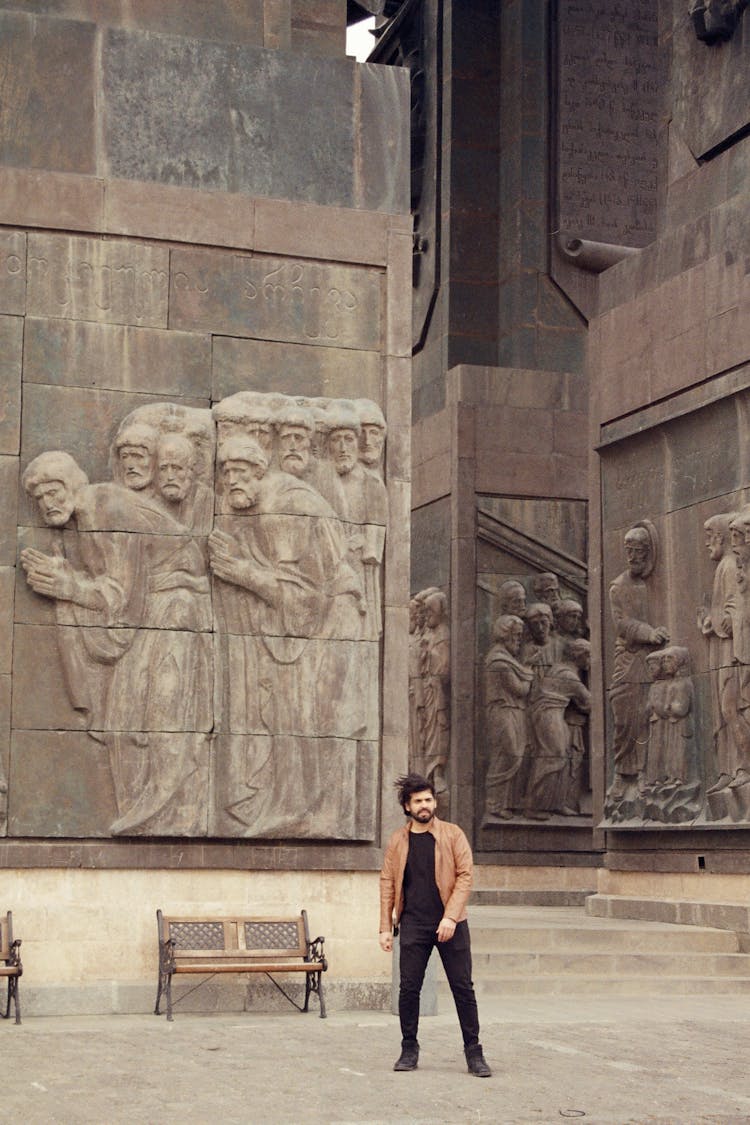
top-left (158, 937), bottom-right (176, 974)
top-left (307, 935), bottom-right (327, 970)
top-left (8, 939), bottom-right (21, 972)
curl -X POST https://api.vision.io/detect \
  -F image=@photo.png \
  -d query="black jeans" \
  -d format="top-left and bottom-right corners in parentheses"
top-left (398, 918), bottom-right (480, 1048)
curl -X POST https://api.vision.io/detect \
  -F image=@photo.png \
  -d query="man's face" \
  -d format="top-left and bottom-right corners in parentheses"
top-left (222, 458), bottom-right (264, 510)
top-left (503, 587), bottom-right (526, 617)
top-left (559, 608), bottom-right (582, 635)
top-left (706, 529), bottom-right (725, 561)
top-left (360, 423), bottom-right (384, 467)
top-left (507, 621), bottom-right (524, 656)
top-left (527, 613), bottom-right (551, 644)
top-left (118, 444), bottom-right (153, 490)
top-left (536, 581), bottom-right (561, 609)
top-left (330, 428), bottom-right (359, 475)
top-left (404, 789), bottom-right (437, 825)
top-left (624, 537), bottom-right (649, 577)
top-left (33, 479), bottom-right (76, 527)
top-left (158, 444), bottom-right (193, 502)
top-left (279, 425), bottom-right (311, 477)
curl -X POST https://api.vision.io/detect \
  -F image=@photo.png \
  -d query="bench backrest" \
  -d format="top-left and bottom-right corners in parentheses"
top-left (0, 912), bottom-right (13, 962)
top-left (157, 911), bottom-right (311, 961)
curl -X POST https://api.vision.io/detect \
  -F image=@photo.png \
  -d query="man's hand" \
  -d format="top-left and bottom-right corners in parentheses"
top-left (20, 547), bottom-right (76, 601)
top-left (379, 931), bottom-right (393, 953)
top-left (436, 917), bottom-right (456, 942)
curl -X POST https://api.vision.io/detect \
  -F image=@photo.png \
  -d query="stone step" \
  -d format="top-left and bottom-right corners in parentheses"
top-left (438, 975), bottom-right (750, 997)
top-left (470, 950), bottom-right (750, 975)
top-left (470, 889), bottom-right (594, 907)
top-left (585, 894), bottom-right (750, 933)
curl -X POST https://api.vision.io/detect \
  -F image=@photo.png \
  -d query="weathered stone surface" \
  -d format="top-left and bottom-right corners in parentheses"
top-left (0, 457), bottom-right (18, 567)
top-left (0, 13), bottom-right (96, 175)
top-left (600, 429), bottom-right (668, 532)
top-left (212, 336), bottom-right (381, 403)
top-left (356, 63), bottom-right (411, 214)
top-left (556, 0), bottom-right (658, 247)
top-left (666, 395), bottom-right (741, 511)
top-left (102, 29), bottom-right (357, 206)
top-left (104, 180), bottom-right (257, 250)
top-left (0, 569), bottom-right (14, 675)
top-left (24, 318), bottom-right (212, 399)
top-left (0, 315), bottom-right (22, 455)
top-left (0, 168), bottom-right (104, 233)
top-left (12, 624), bottom-right (90, 732)
top-left (0, 232), bottom-right (26, 316)
top-left (8, 730), bottom-right (120, 838)
top-left (0, 1), bottom-right (266, 44)
top-left (27, 234), bottom-right (169, 329)
top-left (411, 498), bottom-right (451, 593)
top-left (171, 249), bottom-right (381, 350)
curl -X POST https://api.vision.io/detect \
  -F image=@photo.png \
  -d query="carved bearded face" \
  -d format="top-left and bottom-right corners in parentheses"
top-left (360, 423), bottom-right (385, 467)
top-left (157, 438), bottom-right (194, 502)
top-left (221, 458), bottom-right (265, 510)
top-left (32, 479), bottom-right (77, 527)
top-left (624, 530), bottom-right (650, 577)
top-left (329, 428), bottom-right (359, 475)
top-left (118, 444), bottom-right (154, 491)
top-left (527, 610), bottom-right (553, 644)
top-left (558, 606), bottom-right (583, 636)
top-left (278, 425), bottom-right (312, 477)
top-left (500, 583), bottom-right (526, 617)
top-left (533, 577), bottom-right (561, 609)
top-left (705, 528), bottom-right (726, 561)
top-left (506, 620), bottom-right (524, 656)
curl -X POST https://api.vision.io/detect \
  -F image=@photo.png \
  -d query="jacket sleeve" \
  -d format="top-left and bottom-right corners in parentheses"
top-left (379, 834), bottom-right (398, 932)
top-left (443, 826), bottom-right (473, 922)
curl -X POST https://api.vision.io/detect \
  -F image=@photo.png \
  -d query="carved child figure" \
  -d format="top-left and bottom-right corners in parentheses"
top-left (643, 647), bottom-right (694, 788)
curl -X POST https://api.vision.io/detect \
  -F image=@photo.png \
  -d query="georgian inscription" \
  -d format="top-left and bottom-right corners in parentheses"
top-left (557, 0), bottom-right (658, 247)
top-left (0, 232), bottom-right (26, 317)
top-left (27, 234), bottom-right (169, 328)
top-left (170, 249), bottom-right (382, 351)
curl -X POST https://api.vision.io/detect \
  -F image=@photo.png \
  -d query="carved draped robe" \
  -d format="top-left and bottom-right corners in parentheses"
top-left (483, 643), bottom-right (533, 815)
top-left (608, 570), bottom-right (661, 776)
top-left (526, 662), bottom-right (591, 813)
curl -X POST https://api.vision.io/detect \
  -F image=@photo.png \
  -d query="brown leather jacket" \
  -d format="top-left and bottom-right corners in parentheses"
top-left (379, 816), bottom-right (473, 932)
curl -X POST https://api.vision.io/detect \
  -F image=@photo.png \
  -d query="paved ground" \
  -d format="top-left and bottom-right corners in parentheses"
top-left (4, 995), bottom-right (750, 1124)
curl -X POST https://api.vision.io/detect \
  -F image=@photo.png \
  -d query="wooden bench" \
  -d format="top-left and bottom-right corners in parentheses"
top-left (0, 912), bottom-right (22, 1024)
top-left (155, 910), bottom-right (327, 1021)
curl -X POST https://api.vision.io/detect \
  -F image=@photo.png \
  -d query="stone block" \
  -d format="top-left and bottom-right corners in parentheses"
top-left (0, 12), bottom-right (96, 175)
top-left (381, 606), bottom-right (408, 740)
top-left (212, 336), bottom-right (382, 403)
top-left (0, 457), bottom-right (18, 566)
top-left (8, 730), bottom-right (118, 838)
top-left (412, 451), bottom-right (451, 509)
top-left (666, 394), bottom-right (740, 511)
top-left (104, 180), bottom-right (257, 251)
top-left (651, 323), bottom-right (707, 401)
top-left (355, 63), bottom-right (410, 214)
top-left (0, 570), bottom-right (14, 674)
top-left (706, 302), bottom-right (750, 377)
top-left (27, 234), bottom-right (169, 329)
top-left (102, 29), bottom-right (362, 208)
top-left (477, 404), bottom-right (553, 456)
top-left (255, 199), bottom-right (389, 266)
top-left (0, 232), bottom-right (26, 315)
top-left (0, 315), bottom-right (22, 454)
top-left (0, 1), bottom-right (268, 44)
top-left (12, 623), bottom-right (90, 732)
top-left (24, 318), bottom-right (212, 399)
top-left (384, 479), bottom-right (410, 605)
top-left (0, 168), bottom-right (104, 233)
top-left (410, 498), bottom-right (451, 593)
top-left (170, 248), bottom-right (381, 351)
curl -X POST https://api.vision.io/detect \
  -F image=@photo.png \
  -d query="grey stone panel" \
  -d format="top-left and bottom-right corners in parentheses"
top-left (411, 498), bottom-right (450, 594)
top-left (0, 457), bottom-right (19, 566)
top-left (102, 29), bottom-right (371, 208)
top-left (0, 13), bottom-right (96, 175)
top-left (601, 429), bottom-right (668, 533)
top-left (0, 2), bottom-right (266, 44)
top-left (0, 232), bottom-right (26, 316)
top-left (667, 396), bottom-right (741, 512)
top-left (8, 730), bottom-right (120, 838)
top-left (19, 384), bottom-right (208, 527)
top-left (0, 315), bottom-right (22, 455)
top-left (12, 623), bottom-right (91, 733)
top-left (14, 527), bottom-right (72, 627)
top-left (356, 63), bottom-right (410, 214)
top-left (212, 336), bottom-right (382, 404)
top-left (27, 234), bottom-right (169, 329)
top-left (0, 569), bottom-right (14, 674)
top-left (24, 318), bottom-right (212, 400)
top-left (170, 248), bottom-right (382, 351)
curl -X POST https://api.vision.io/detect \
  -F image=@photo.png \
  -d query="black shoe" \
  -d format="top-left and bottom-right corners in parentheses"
top-left (465, 1044), bottom-right (492, 1077)
top-left (393, 1041), bottom-right (419, 1071)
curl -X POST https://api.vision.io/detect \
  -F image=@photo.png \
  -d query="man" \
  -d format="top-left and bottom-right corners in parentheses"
top-left (112, 420), bottom-right (159, 497)
top-left (275, 402), bottom-right (316, 481)
top-left (379, 773), bottom-right (491, 1077)
top-left (354, 398), bottom-right (387, 475)
top-left (155, 431), bottom-right (213, 533)
top-left (482, 614), bottom-right (533, 822)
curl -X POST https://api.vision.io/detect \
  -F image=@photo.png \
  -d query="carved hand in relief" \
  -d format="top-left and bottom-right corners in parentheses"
top-left (20, 545), bottom-right (78, 602)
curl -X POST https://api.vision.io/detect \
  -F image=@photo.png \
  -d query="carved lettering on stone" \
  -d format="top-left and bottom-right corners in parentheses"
top-left (18, 392), bottom-right (388, 841)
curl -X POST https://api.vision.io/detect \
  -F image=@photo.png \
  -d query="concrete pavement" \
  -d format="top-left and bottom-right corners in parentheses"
top-left (3, 994), bottom-right (750, 1123)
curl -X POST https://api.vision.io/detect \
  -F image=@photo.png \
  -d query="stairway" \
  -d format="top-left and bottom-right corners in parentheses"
top-left (437, 901), bottom-right (750, 1000)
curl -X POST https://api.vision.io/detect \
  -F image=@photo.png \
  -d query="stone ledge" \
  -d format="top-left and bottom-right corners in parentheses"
top-left (470, 889), bottom-right (595, 907)
top-left (585, 894), bottom-right (750, 934)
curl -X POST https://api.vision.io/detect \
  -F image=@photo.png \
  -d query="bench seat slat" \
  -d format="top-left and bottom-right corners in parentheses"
top-left (173, 962), bottom-right (321, 974)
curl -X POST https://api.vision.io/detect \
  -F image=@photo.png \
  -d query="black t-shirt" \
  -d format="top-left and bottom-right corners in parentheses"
top-left (401, 829), bottom-right (444, 925)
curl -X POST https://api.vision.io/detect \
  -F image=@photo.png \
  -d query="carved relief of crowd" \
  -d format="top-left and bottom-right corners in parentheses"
top-left (477, 573), bottom-right (591, 827)
top-left (408, 588), bottom-right (450, 808)
top-left (605, 511), bottom-right (750, 825)
top-left (18, 392), bottom-right (388, 839)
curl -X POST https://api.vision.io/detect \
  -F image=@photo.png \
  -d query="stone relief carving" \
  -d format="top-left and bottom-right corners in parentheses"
top-left (19, 393), bottom-right (388, 840)
top-left (690, 0), bottom-right (747, 43)
top-left (408, 587), bottom-right (449, 807)
top-left (479, 567), bottom-right (591, 828)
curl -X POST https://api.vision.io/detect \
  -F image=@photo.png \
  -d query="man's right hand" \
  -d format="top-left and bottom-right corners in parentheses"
top-left (379, 931), bottom-right (393, 952)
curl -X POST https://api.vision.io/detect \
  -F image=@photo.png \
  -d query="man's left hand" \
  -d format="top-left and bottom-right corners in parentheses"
top-left (436, 917), bottom-right (456, 942)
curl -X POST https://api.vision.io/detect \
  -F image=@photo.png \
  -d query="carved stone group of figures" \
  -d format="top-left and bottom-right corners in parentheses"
top-left (480, 573), bottom-right (591, 826)
top-left (408, 588), bottom-right (450, 807)
top-left (19, 392), bottom-right (388, 839)
top-left (605, 512), bottom-right (750, 825)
